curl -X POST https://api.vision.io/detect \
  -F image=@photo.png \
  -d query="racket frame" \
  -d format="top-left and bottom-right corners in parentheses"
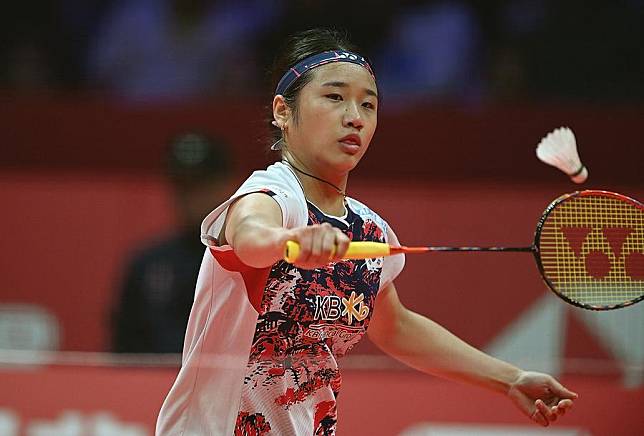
top-left (532, 190), bottom-right (644, 311)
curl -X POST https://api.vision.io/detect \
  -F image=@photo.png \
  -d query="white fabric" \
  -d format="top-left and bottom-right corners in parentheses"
top-left (156, 162), bottom-right (404, 435)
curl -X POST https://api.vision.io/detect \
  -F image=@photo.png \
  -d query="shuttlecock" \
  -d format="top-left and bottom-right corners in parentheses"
top-left (536, 127), bottom-right (588, 183)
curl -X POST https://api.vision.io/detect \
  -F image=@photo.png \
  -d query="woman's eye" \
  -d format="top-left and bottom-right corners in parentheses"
top-left (326, 94), bottom-right (342, 101)
top-left (363, 102), bottom-right (376, 109)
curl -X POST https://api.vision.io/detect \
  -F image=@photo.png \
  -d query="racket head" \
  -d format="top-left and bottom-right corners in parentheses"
top-left (534, 190), bottom-right (644, 310)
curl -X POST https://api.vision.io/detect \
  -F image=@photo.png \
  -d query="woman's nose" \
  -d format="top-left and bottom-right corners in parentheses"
top-left (343, 103), bottom-right (364, 129)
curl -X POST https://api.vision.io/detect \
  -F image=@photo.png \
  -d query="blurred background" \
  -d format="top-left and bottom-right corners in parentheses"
top-left (1, 1), bottom-right (643, 435)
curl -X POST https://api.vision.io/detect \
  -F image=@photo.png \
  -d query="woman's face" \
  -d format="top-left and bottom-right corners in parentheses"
top-left (285, 62), bottom-right (378, 176)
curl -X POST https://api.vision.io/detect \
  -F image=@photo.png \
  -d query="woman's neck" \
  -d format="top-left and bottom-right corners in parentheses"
top-left (282, 154), bottom-right (347, 216)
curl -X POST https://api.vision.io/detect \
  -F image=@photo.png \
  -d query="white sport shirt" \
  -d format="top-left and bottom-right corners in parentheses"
top-left (156, 162), bottom-right (404, 435)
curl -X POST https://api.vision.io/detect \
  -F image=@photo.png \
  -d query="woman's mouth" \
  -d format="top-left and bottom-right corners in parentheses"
top-left (338, 134), bottom-right (362, 147)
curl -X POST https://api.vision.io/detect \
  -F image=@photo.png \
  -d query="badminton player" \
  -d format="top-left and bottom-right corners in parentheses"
top-left (156, 28), bottom-right (577, 435)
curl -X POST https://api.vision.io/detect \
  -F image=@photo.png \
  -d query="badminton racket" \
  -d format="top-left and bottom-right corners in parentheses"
top-left (283, 190), bottom-right (644, 311)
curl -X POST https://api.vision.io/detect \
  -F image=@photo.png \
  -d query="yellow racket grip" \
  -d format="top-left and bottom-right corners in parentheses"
top-left (283, 240), bottom-right (391, 263)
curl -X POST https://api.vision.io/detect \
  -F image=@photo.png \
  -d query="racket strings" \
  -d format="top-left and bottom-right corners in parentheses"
top-left (539, 195), bottom-right (644, 308)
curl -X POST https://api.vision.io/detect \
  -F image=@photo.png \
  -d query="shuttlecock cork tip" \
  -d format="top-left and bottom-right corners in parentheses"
top-left (536, 127), bottom-right (588, 183)
top-left (570, 165), bottom-right (588, 184)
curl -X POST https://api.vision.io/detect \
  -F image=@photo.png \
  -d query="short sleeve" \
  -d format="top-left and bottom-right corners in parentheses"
top-left (380, 224), bottom-right (405, 290)
top-left (200, 162), bottom-right (308, 247)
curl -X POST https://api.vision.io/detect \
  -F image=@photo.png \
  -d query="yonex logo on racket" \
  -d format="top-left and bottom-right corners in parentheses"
top-left (560, 225), bottom-right (643, 280)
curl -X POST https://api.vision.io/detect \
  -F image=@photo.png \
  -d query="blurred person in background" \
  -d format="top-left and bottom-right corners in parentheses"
top-left (476, 0), bottom-right (644, 103)
top-left (87, 0), bottom-right (276, 101)
top-left (255, 0), bottom-right (396, 78)
top-left (374, 0), bottom-right (483, 105)
top-left (0, 1), bottom-right (112, 93)
top-left (0, 3), bottom-right (61, 93)
top-left (112, 132), bottom-right (234, 353)
top-left (520, 0), bottom-right (644, 102)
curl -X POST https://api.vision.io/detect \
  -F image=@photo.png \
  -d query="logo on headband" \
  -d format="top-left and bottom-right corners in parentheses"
top-left (335, 52), bottom-right (362, 61)
top-left (275, 50), bottom-right (375, 96)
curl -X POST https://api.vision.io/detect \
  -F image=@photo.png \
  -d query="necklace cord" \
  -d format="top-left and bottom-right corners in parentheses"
top-left (282, 160), bottom-right (346, 197)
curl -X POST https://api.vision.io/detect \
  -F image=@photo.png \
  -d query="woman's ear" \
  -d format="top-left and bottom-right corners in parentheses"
top-left (272, 95), bottom-right (290, 129)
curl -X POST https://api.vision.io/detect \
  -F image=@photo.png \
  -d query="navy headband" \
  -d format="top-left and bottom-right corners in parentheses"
top-left (274, 50), bottom-right (375, 96)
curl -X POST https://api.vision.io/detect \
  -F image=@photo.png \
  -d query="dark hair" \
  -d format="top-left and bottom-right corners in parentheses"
top-left (267, 28), bottom-right (366, 150)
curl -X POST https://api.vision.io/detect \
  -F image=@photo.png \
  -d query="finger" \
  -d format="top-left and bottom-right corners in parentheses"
top-left (317, 223), bottom-right (338, 261)
top-left (548, 378), bottom-right (579, 399)
top-left (332, 230), bottom-right (350, 260)
top-left (321, 229), bottom-right (337, 260)
top-left (548, 409), bottom-right (558, 422)
top-left (536, 399), bottom-right (556, 422)
top-left (555, 399), bottom-right (573, 415)
top-left (531, 409), bottom-right (549, 427)
top-left (296, 230), bottom-right (314, 265)
top-left (552, 405), bottom-right (566, 417)
top-left (310, 224), bottom-right (328, 259)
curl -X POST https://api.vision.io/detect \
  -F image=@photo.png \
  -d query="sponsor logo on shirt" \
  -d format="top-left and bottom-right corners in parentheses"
top-left (313, 291), bottom-right (369, 325)
top-left (303, 323), bottom-right (363, 341)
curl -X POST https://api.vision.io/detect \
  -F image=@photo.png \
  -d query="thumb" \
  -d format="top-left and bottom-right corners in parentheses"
top-left (548, 377), bottom-right (578, 399)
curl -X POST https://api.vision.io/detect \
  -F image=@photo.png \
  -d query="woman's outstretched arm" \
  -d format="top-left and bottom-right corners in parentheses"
top-left (368, 283), bottom-right (578, 427)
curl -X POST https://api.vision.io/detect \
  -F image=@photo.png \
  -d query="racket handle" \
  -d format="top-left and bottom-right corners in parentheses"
top-left (283, 241), bottom-right (391, 263)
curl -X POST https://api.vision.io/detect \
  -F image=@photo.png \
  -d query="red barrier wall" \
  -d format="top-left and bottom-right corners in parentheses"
top-left (0, 172), bottom-right (175, 351)
top-left (0, 364), bottom-right (641, 435)
top-left (1, 172), bottom-right (642, 358)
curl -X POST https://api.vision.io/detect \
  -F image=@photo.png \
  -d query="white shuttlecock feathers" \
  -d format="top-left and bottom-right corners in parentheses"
top-left (536, 127), bottom-right (588, 183)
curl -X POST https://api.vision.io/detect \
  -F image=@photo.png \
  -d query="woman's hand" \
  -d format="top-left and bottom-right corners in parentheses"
top-left (507, 371), bottom-right (578, 426)
top-left (286, 222), bottom-right (350, 269)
